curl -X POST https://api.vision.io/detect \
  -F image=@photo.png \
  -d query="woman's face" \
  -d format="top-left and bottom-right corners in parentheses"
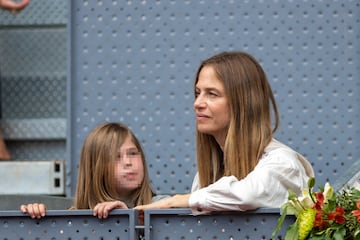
top-left (194, 65), bottom-right (230, 146)
top-left (114, 134), bottom-right (144, 198)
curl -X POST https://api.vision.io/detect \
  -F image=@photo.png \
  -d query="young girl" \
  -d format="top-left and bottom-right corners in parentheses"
top-left (21, 122), bottom-right (163, 219)
top-left (136, 51), bottom-right (314, 214)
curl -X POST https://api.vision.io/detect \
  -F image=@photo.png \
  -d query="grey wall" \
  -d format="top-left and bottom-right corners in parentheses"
top-left (68, 0), bottom-right (360, 196)
top-left (0, 0), bottom-right (67, 162)
top-left (0, 0), bottom-right (359, 198)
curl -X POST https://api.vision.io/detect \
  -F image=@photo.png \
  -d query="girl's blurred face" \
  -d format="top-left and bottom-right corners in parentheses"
top-left (114, 135), bottom-right (144, 198)
top-left (194, 65), bottom-right (230, 146)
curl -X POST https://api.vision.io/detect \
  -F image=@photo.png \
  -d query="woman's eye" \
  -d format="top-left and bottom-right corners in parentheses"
top-left (208, 92), bottom-right (218, 97)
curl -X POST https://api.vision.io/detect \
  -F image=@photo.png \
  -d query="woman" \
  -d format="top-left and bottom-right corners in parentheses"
top-left (21, 122), bottom-right (165, 219)
top-left (136, 51), bottom-right (314, 214)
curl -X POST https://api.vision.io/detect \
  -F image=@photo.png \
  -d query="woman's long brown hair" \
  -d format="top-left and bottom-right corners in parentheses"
top-left (195, 51), bottom-right (279, 188)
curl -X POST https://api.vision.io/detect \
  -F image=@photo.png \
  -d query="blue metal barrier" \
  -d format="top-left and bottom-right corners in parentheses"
top-left (0, 209), bottom-right (138, 240)
top-left (0, 209), bottom-right (292, 239)
top-left (143, 208), bottom-right (293, 240)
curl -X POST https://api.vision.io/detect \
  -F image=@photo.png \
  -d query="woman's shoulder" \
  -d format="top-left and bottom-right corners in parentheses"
top-left (264, 138), bottom-right (294, 152)
top-left (259, 139), bottom-right (314, 177)
top-left (258, 139), bottom-right (308, 168)
top-left (262, 139), bottom-right (298, 160)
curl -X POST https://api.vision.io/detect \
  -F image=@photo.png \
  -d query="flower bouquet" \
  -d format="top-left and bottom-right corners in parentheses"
top-left (272, 177), bottom-right (360, 240)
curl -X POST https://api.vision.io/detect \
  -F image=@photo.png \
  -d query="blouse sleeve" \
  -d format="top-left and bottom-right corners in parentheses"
top-left (188, 148), bottom-right (313, 215)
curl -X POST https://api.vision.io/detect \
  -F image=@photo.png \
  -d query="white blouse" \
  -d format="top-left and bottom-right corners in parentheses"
top-left (189, 139), bottom-right (314, 215)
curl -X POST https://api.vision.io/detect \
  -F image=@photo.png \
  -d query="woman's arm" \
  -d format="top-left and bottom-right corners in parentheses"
top-left (135, 194), bottom-right (190, 210)
top-left (188, 149), bottom-right (313, 214)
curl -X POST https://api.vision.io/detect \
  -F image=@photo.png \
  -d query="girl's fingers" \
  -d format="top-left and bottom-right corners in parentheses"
top-left (93, 201), bottom-right (128, 219)
top-left (20, 203), bottom-right (46, 218)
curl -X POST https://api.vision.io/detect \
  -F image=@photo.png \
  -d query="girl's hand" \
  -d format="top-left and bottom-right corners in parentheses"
top-left (20, 203), bottom-right (47, 219)
top-left (93, 200), bottom-right (128, 219)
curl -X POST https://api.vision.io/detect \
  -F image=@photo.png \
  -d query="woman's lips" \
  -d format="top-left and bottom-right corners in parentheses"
top-left (196, 114), bottom-right (209, 121)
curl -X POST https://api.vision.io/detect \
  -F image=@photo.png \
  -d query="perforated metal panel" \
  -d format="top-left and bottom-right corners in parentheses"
top-left (0, 209), bottom-right (137, 240)
top-left (0, 0), bottom-right (67, 26)
top-left (0, 209), bottom-right (291, 240)
top-left (143, 208), bottom-right (293, 240)
top-left (69, 0), bottom-right (360, 196)
top-left (0, 0), bottom-right (67, 119)
top-left (0, 0), bottom-right (67, 161)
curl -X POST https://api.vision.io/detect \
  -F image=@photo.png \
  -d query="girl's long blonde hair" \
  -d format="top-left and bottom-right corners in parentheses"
top-left (74, 122), bottom-right (154, 209)
top-left (195, 51), bottom-right (279, 188)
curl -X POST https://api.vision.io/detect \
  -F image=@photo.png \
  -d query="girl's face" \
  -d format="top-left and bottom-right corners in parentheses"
top-left (194, 65), bottom-right (230, 146)
top-left (114, 135), bottom-right (144, 198)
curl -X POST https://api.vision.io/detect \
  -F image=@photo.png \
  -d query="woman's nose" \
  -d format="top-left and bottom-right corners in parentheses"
top-left (194, 95), bottom-right (206, 109)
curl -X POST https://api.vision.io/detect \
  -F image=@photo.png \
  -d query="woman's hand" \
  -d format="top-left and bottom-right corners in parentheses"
top-left (135, 194), bottom-right (191, 210)
top-left (134, 194), bottom-right (190, 225)
top-left (20, 203), bottom-right (46, 219)
top-left (93, 200), bottom-right (128, 219)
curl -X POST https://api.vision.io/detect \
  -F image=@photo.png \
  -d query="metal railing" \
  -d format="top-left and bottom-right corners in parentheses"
top-left (0, 208), bottom-right (293, 240)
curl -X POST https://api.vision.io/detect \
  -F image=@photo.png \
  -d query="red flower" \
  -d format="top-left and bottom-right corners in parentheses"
top-left (314, 192), bottom-right (324, 210)
top-left (352, 211), bottom-right (360, 223)
top-left (352, 201), bottom-right (360, 223)
top-left (328, 206), bottom-right (345, 224)
top-left (313, 210), bottom-right (329, 229)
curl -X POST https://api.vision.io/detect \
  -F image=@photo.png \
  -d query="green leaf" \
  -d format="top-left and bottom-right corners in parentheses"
top-left (354, 229), bottom-right (360, 240)
top-left (308, 235), bottom-right (325, 240)
top-left (285, 222), bottom-right (299, 240)
top-left (333, 230), bottom-right (346, 240)
top-left (272, 205), bottom-right (289, 238)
